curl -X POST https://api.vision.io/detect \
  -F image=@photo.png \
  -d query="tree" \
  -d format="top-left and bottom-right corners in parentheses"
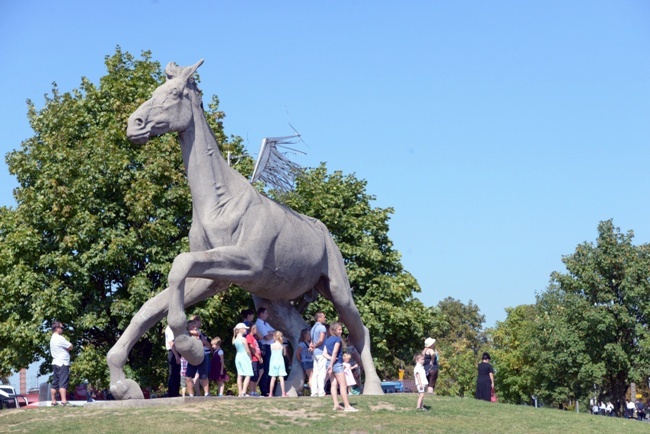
top-left (534, 220), bottom-right (650, 411)
top-left (272, 165), bottom-right (437, 377)
top-left (491, 304), bottom-right (540, 404)
top-left (0, 48), bottom-right (249, 389)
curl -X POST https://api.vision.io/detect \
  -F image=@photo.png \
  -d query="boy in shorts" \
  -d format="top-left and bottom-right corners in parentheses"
top-left (414, 353), bottom-right (429, 411)
top-left (185, 320), bottom-right (211, 396)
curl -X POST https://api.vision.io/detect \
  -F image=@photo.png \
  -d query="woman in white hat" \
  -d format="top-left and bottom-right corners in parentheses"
top-left (233, 323), bottom-right (254, 396)
top-left (422, 337), bottom-right (438, 394)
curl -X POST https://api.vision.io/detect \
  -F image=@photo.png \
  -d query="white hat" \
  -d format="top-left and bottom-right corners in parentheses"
top-left (424, 337), bottom-right (436, 347)
top-left (234, 323), bottom-right (249, 329)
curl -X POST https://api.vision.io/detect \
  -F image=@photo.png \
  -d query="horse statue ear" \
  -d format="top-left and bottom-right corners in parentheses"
top-left (165, 59), bottom-right (204, 82)
top-left (165, 62), bottom-right (183, 79)
top-left (183, 59), bottom-right (204, 81)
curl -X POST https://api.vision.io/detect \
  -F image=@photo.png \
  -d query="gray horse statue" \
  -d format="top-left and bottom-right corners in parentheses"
top-left (106, 59), bottom-right (383, 399)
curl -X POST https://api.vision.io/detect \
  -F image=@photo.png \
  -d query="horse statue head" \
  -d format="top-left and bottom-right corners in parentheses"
top-left (126, 59), bottom-right (204, 144)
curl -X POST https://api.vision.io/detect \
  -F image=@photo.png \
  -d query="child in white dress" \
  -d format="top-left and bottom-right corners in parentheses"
top-left (342, 353), bottom-right (356, 394)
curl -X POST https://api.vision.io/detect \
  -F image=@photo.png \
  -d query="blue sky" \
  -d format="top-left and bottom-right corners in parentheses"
top-left (1, 1), bottom-right (649, 384)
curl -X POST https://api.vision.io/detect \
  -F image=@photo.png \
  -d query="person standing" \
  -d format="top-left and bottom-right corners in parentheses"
top-left (310, 312), bottom-right (328, 397)
top-left (50, 321), bottom-right (73, 406)
top-left (325, 322), bottom-right (358, 411)
top-left (165, 324), bottom-right (181, 397)
top-left (268, 331), bottom-right (288, 397)
top-left (422, 337), bottom-right (439, 394)
top-left (475, 352), bottom-right (494, 402)
top-left (185, 320), bottom-right (211, 396)
top-left (413, 353), bottom-right (428, 411)
top-left (233, 323), bottom-right (254, 396)
top-left (255, 307), bottom-right (275, 396)
top-left (626, 399), bottom-right (636, 419)
top-left (637, 400), bottom-right (646, 421)
top-left (209, 337), bottom-right (227, 396)
top-left (295, 328), bottom-right (313, 395)
top-left (246, 324), bottom-right (263, 396)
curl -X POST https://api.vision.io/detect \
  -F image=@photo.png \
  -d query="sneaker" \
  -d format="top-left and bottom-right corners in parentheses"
top-left (51, 402), bottom-right (59, 406)
top-left (204, 393), bottom-right (211, 397)
top-left (249, 392), bottom-right (260, 397)
top-left (343, 407), bottom-right (359, 412)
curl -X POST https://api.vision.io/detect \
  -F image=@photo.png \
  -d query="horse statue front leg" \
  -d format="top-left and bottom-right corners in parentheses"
top-left (107, 290), bottom-right (168, 400)
top-left (107, 277), bottom-right (223, 399)
top-left (166, 252), bottom-right (209, 366)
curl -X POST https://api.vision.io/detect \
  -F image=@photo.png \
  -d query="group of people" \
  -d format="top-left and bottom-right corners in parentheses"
top-left (591, 400), bottom-right (615, 416)
top-left (165, 308), bottom-right (285, 398)
top-left (414, 339), bottom-right (495, 412)
top-left (624, 399), bottom-right (646, 420)
top-left (231, 307), bottom-right (288, 397)
top-left (590, 398), bottom-right (647, 420)
top-left (164, 309), bottom-right (363, 408)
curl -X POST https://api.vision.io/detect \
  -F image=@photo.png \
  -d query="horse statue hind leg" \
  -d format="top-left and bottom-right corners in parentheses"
top-left (318, 232), bottom-right (384, 395)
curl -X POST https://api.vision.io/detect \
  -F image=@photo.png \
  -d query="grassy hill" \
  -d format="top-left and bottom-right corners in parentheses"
top-left (0, 394), bottom-right (647, 433)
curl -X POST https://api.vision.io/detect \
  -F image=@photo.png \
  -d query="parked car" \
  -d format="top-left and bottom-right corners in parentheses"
top-left (381, 381), bottom-right (405, 393)
top-left (0, 385), bottom-right (29, 409)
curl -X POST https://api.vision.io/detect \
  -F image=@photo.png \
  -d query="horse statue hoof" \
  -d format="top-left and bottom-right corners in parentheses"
top-left (110, 379), bottom-right (145, 400)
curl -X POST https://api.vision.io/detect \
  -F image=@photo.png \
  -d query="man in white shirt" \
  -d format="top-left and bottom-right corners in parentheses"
top-left (255, 307), bottom-right (275, 396)
top-left (310, 312), bottom-right (327, 397)
top-left (50, 321), bottom-right (73, 406)
top-left (165, 325), bottom-right (181, 397)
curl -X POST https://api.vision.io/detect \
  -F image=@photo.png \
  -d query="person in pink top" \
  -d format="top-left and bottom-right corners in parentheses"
top-left (246, 323), bottom-right (263, 396)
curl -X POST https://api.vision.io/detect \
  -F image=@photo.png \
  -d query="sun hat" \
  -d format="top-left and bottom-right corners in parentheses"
top-left (424, 337), bottom-right (436, 347)
top-left (234, 322), bottom-right (249, 330)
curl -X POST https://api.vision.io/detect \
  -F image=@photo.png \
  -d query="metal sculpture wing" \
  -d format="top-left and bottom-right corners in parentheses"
top-left (251, 134), bottom-right (305, 192)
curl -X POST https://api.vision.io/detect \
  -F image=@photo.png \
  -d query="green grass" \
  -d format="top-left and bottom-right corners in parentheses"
top-left (0, 394), bottom-right (647, 434)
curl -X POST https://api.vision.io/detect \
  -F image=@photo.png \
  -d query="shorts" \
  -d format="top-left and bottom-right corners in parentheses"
top-left (417, 385), bottom-right (426, 393)
top-left (250, 361), bottom-right (260, 382)
top-left (52, 365), bottom-right (70, 390)
top-left (301, 361), bottom-right (313, 372)
top-left (331, 362), bottom-right (345, 374)
top-left (186, 355), bottom-right (209, 379)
